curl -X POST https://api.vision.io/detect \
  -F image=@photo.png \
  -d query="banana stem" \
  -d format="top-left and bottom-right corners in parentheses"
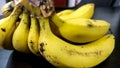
top-left (9, 5), bottom-right (22, 18)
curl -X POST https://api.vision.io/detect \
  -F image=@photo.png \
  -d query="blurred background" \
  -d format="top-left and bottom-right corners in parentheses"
top-left (0, 0), bottom-right (6, 15)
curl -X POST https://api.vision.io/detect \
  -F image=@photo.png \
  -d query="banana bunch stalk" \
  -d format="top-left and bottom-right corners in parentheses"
top-left (0, 0), bottom-right (115, 67)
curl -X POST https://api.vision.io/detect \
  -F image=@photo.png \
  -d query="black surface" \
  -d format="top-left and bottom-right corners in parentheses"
top-left (1, 0), bottom-right (120, 68)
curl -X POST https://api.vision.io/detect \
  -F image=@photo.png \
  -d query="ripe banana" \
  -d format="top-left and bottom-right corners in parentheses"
top-left (59, 3), bottom-right (95, 20)
top-left (3, 21), bottom-right (20, 50)
top-left (1, 1), bottom-right (15, 17)
top-left (57, 9), bottom-right (73, 17)
top-left (38, 18), bottom-right (115, 68)
top-left (28, 15), bottom-right (40, 56)
top-left (0, 5), bottom-right (22, 50)
top-left (50, 14), bottom-right (110, 43)
top-left (12, 9), bottom-right (30, 53)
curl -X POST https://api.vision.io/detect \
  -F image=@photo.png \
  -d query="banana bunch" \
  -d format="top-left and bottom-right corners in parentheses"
top-left (0, 0), bottom-right (115, 68)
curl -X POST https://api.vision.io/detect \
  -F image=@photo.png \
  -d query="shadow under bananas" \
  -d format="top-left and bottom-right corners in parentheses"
top-left (6, 50), bottom-right (56, 68)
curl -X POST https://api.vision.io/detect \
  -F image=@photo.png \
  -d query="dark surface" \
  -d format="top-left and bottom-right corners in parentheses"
top-left (1, 0), bottom-right (120, 68)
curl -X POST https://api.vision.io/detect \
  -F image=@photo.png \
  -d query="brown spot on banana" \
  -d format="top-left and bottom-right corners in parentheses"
top-left (45, 54), bottom-right (60, 65)
top-left (36, 51), bottom-right (41, 55)
top-left (106, 34), bottom-right (112, 39)
top-left (86, 20), bottom-right (94, 27)
top-left (30, 40), bottom-right (34, 44)
top-left (39, 42), bottom-right (45, 53)
top-left (1, 28), bottom-right (6, 32)
top-left (88, 23), bottom-right (94, 27)
top-left (29, 40), bottom-right (34, 49)
top-left (29, 40), bottom-right (41, 55)
top-left (66, 49), bottom-right (102, 57)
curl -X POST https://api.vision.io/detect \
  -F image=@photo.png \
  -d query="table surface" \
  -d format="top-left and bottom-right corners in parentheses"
top-left (1, 0), bottom-right (120, 68)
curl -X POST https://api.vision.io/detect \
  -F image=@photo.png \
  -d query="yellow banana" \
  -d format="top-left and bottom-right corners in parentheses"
top-left (50, 14), bottom-right (110, 43)
top-left (38, 18), bottom-right (115, 68)
top-left (28, 15), bottom-right (40, 56)
top-left (0, 5), bottom-right (22, 49)
top-left (57, 9), bottom-right (73, 17)
top-left (1, 1), bottom-right (15, 17)
top-left (3, 21), bottom-right (20, 50)
top-left (60, 3), bottom-right (95, 20)
top-left (12, 9), bottom-right (30, 53)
